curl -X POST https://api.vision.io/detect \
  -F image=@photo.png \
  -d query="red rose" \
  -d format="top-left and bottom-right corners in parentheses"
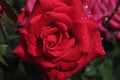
top-left (13, 0), bottom-right (105, 80)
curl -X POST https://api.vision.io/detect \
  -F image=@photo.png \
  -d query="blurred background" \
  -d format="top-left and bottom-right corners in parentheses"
top-left (0, 0), bottom-right (120, 80)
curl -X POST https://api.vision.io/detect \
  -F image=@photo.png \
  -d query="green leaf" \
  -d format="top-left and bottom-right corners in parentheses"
top-left (66, 78), bottom-right (72, 80)
top-left (99, 59), bottom-right (116, 80)
top-left (81, 75), bottom-right (89, 80)
top-left (0, 68), bottom-right (5, 80)
top-left (22, 62), bottom-right (41, 80)
top-left (84, 64), bottom-right (97, 76)
top-left (0, 44), bottom-right (8, 55)
top-left (0, 44), bottom-right (8, 65)
top-left (0, 56), bottom-right (7, 66)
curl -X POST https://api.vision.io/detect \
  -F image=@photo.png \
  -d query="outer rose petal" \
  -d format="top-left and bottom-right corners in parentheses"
top-left (13, 0), bottom-right (105, 80)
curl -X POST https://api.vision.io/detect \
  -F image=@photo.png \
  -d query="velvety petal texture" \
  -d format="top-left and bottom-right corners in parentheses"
top-left (13, 0), bottom-right (105, 80)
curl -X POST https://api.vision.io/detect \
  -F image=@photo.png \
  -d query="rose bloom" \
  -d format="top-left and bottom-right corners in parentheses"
top-left (96, 0), bottom-right (120, 46)
top-left (81, 0), bottom-right (120, 40)
top-left (13, 0), bottom-right (105, 80)
top-left (81, 0), bottom-right (112, 39)
top-left (97, 0), bottom-right (120, 31)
